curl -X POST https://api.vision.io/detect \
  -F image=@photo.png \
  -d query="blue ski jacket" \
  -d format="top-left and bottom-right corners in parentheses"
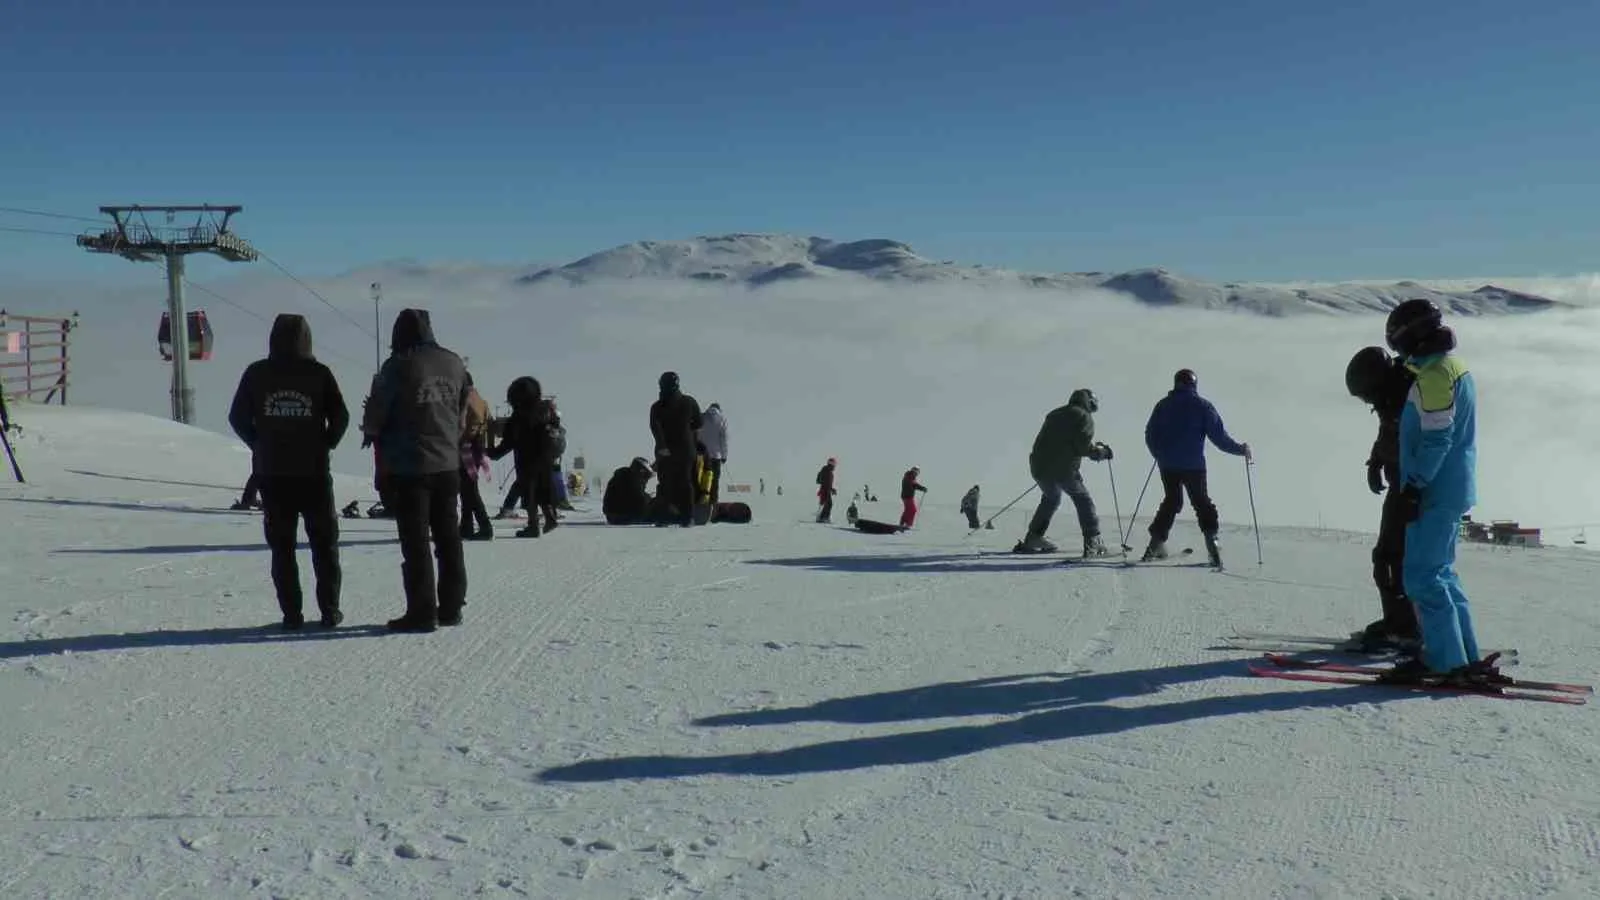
top-left (1399, 351), bottom-right (1476, 512)
top-left (1143, 385), bottom-right (1247, 471)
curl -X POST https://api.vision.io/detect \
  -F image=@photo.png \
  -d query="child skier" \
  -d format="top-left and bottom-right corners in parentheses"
top-left (899, 466), bottom-right (927, 528)
top-left (1344, 345), bottom-right (1420, 648)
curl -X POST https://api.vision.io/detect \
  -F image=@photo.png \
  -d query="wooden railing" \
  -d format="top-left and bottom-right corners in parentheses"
top-left (0, 310), bottom-right (78, 406)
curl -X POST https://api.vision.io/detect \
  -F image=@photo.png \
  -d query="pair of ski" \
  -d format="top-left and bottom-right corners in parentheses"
top-left (1226, 628), bottom-right (1522, 667)
top-left (1235, 633), bottom-right (1591, 705)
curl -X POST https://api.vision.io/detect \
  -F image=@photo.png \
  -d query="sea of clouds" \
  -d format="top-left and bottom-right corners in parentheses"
top-left (10, 268), bottom-right (1600, 541)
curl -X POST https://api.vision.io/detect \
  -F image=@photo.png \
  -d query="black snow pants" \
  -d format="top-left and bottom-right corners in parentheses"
top-left (388, 470), bottom-right (468, 624)
top-left (1375, 485), bottom-right (1418, 636)
top-left (459, 468), bottom-right (492, 535)
top-left (1147, 468), bottom-right (1219, 541)
top-left (657, 447), bottom-right (695, 525)
top-left (259, 474), bottom-right (341, 624)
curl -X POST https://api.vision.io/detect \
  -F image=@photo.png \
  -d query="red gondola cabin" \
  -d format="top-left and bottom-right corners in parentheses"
top-left (157, 310), bottom-right (214, 361)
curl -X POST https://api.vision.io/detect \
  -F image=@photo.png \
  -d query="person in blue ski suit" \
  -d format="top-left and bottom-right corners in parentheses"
top-left (1386, 299), bottom-right (1481, 678)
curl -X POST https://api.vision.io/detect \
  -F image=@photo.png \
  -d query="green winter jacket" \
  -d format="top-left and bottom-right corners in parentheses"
top-left (1029, 389), bottom-right (1096, 482)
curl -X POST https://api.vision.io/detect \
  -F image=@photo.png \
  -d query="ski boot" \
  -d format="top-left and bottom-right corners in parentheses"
top-left (340, 500), bottom-right (362, 520)
top-left (1447, 653), bottom-right (1514, 688)
top-left (1013, 532), bottom-right (1058, 554)
top-left (1349, 619), bottom-right (1419, 654)
top-left (1204, 533), bottom-right (1223, 568)
top-left (1141, 540), bottom-right (1169, 562)
top-left (1081, 534), bottom-right (1110, 559)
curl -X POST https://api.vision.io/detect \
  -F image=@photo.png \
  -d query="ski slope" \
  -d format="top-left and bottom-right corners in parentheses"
top-left (1, 405), bottom-right (1598, 898)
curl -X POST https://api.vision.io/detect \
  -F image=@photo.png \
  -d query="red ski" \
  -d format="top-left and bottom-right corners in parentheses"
top-left (1248, 663), bottom-right (1587, 705)
top-left (1262, 653), bottom-right (1592, 696)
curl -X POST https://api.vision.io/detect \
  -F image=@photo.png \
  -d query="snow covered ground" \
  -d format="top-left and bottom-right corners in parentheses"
top-left (2, 405), bottom-right (1597, 898)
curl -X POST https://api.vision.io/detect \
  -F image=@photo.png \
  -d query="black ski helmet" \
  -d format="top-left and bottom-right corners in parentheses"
top-left (1174, 368), bottom-right (1197, 389)
top-left (1344, 346), bottom-right (1394, 402)
top-left (659, 371), bottom-right (680, 392)
top-left (1385, 298), bottom-right (1444, 356)
top-left (507, 375), bottom-right (542, 408)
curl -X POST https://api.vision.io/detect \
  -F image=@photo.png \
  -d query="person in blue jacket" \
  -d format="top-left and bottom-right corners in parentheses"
top-left (1379, 299), bottom-right (1491, 684)
top-left (1141, 369), bottom-right (1251, 567)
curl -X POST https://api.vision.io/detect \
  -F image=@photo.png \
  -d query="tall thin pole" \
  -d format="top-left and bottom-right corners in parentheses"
top-left (371, 282), bottom-right (382, 371)
top-left (165, 251), bottom-right (194, 424)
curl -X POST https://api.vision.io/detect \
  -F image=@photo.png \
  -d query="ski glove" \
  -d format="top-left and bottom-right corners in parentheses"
top-left (1396, 484), bottom-right (1423, 522)
top-left (1088, 443), bottom-right (1113, 462)
top-left (1366, 461), bottom-right (1385, 495)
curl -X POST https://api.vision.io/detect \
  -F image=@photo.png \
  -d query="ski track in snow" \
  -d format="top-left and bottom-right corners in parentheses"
top-left (2, 406), bottom-right (1600, 897)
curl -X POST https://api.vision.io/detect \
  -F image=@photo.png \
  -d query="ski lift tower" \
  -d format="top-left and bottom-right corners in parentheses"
top-left (77, 205), bottom-right (258, 424)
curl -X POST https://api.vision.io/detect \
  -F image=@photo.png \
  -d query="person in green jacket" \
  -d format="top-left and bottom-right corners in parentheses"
top-left (1015, 388), bottom-right (1114, 556)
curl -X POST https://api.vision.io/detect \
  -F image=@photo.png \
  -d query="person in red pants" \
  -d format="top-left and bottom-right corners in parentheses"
top-left (899, 466), bottom-right (927, 528)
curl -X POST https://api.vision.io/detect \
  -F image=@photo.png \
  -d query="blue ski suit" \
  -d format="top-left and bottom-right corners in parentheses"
top-left (1399, 351), bottom-right (1478, 671)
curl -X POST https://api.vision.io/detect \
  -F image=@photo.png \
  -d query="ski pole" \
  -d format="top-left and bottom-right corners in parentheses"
top-left (1121, 461), bottom-right (1156, 546)
top-left (1106, 455), bottom-right (1130, 554)
top-left (1, 427), bottom-right (23, 484)
top-left (1245, 455), bottom-right (1263, 565)
top-left (977, 483), bottom-right (1037, 532)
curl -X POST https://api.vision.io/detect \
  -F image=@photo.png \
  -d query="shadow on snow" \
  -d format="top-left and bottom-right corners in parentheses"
top-left (65, 468), bottom-right (244, 492)
top-left (1, 496), bottom-right (248, 518)
top-left (0, 623), bottom-right (392, 660)
top-left (538, 658), bottom-right (1411, 782)
top-left (53, 538), bottom-right (399, 556)
top-left (746, 550), bottom-right (1139, 575)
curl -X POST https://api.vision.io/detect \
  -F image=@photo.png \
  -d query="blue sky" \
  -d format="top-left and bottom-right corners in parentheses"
top-left (2, 0), bottom-right (1597, 284)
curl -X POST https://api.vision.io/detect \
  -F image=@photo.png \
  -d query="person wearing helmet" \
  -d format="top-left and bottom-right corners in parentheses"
top-left (488, 376), bottom-right (562, 537)
top-left (603, 456), bottom-right (656, 525)
top-left (1141, 369), bottom-right (1250, 567)
top-left (1379, 298), bottom-right (1490, 685)
top-left (815, 456), bottom-right (838, 523)
top-left (1015, 388), bottom-right (1113, 557)
top-left (899, 466), bottom-right (928, 528)
top-left (1344, 345), bottom-right (1420, 649)
top-left (649, 371), bottom-right (703, 527)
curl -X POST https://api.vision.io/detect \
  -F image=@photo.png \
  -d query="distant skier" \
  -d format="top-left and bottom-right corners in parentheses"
top-left (1345, 345), bottom-right (1420, 648)
top-left (1015, 388), bottom-right (1113, 557)
top-left (649, 371), bottom-right (703, 527)
top-left (816, 457), bottom-right (837, 523)
top-left (899, 467), bottom-right (927, 528)
top-left (1140, 369), bottom-right (1250, 568)
top-left (1379, 299), bottom-right (1488, 685)
top-left (602, 457), bottom-right (655, 525)
top-left (697, 402), bottom-right (729, 506)
top-left (846, 499), bottom-right (860, 525)
top-left (227, 314), bottom-right (350, 630)
top-left (960, 485), bottom-right (982, 530)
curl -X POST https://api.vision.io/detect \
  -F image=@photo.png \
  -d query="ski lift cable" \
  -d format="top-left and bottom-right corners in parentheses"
top-left (175, 272), bottom-right (373, 370)
top-left (0, 225), bottom-right (83, 237)
top-left (0, 205), bottom-right (105, 224)
top-left (253, 248), bottom-right (377, 341)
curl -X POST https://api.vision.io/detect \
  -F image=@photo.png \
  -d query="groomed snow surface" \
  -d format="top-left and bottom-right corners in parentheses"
top-left (2, 405), bottom-right (1597, 899)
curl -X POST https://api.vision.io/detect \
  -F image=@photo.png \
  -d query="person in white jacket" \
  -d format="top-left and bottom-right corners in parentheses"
top-left (697, 402), bottom-right (729, 506)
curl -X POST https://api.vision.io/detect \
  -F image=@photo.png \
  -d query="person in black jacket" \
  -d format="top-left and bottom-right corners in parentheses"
top-left (816, 457), bottom-right (837, 523)
top-left (488, 376), bottom-right (560, 538)
top-left (648, 371), bottom-right (702, 527)
top-left (603, 457), bottom-right (655, 524)
top-left (1345, 345), bottom-right (1421, 649)
top-left (361, 308), bottom-right (471, 632)
top-left (227, 314), bottom-right (350, 630)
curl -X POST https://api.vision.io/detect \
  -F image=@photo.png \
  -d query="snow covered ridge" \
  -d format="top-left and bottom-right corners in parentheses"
top-left (515, 233), bottom-right (1565, 317)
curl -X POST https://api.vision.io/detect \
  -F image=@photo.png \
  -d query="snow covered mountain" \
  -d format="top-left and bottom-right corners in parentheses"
top-left (518, 233), bottom-right (1563, 316)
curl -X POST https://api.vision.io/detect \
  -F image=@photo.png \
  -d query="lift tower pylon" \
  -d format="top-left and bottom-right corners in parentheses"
top-left (77, 205), bottom-right (258, 424)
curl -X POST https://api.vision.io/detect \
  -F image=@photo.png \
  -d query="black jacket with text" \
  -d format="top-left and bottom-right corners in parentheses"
top-left (228, 314), bottom-right (350, 477)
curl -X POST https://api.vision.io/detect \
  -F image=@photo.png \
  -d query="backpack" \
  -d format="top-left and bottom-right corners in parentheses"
top-left (546, 420), bottom-right (567, 459)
